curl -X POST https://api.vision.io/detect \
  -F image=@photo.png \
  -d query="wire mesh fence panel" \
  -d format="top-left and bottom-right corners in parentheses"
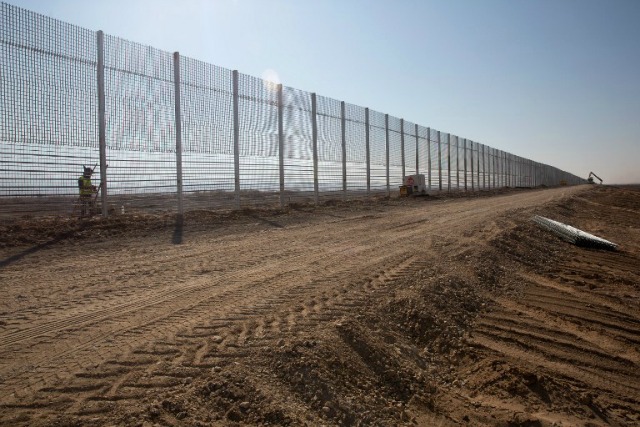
top-left (387, 116), bottom-right (403, 191)
top-left (316, 95), bottom-right (342, 196)
top-left (440, 132), bottom-right (450, 191)
top-left (237, 72), bottom-right (280, 207)
top-left (344, 102), bottom-right (367, 193)
top-left (179, 57), bottom-right (234, 210)
top-left (1, 2), bottom-right (588, 218)
top-left (416, 125), bottom-right (429, 188)
top-left (282, 86), bottom-right (315, 204)
top-left (103, 34), bottom-right (177, 215)
top-left (464, 139), bottom-right (475, 191)
top-left (456, 137), bottom-right (465, 190)
top-left (450, 135), bottom-right (459, 190)
top-left (403, 120), bottom-right (417, 177)
top-left (368, 110), bottom-right (387, 193)
top-left (0, 3), bottom-right (99, 216)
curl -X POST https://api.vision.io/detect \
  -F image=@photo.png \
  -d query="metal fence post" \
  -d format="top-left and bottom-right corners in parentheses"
top-left (415, 123), bottom-right (419, 175)
top-left (312, 93), bottom-right (319, 204)
top-left (385, 114), bottom-right (390, 196)
top-left (482, 144), bottom-right (486, 189)
top-left (447, 133), bottom-right (451, 192)
top-left (494, 149), bottom-right (498, 188)
top-left (341, 101), bottom-right (347, 199)
top-left (400, 119), bottom-right (405, 179)
top-left (476, 142), bottom-right (480, 190)
top-left (277, 84), bottom-right (285, 208)
top-left (174, 52), bottom-right (184, 216)
top-left (365, 107), bottom-right (370, 196)
top-left (437, 131), bottom-right (442, 191)
top-left (463, 138), bottom-right (467, 191)
top-left (232, 70), bottom-right (240, 209)
top-left (96, 31), bottom-right (108, 217)
top-left (469, 141), bottom-right (476, 191)
top-left (456, 136), bottom-right (460, 190)
top-left (427, 128), bottom-right (431, 189)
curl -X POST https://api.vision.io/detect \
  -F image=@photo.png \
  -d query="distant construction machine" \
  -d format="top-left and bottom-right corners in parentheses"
top-left (587, 171), bottom-right (603, 184)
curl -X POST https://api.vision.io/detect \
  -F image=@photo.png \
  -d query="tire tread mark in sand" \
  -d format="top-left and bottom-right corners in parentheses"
top-left (44, 253), bottom-right (424, 415)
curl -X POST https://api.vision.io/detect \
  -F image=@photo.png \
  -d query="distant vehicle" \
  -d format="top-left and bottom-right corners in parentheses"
top-left (587, 172), bottom-right (603, 184)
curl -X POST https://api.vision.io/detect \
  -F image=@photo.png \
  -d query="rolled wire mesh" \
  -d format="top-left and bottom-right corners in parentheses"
top-left (532, 216), bottom-right (618, 250)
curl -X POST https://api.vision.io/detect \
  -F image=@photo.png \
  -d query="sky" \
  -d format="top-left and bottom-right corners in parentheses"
top-left (6, 0), bottom-right (640, 184)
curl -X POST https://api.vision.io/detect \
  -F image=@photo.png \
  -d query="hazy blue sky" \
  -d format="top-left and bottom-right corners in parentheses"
top-left (7, 0), bottom-right (640, 183)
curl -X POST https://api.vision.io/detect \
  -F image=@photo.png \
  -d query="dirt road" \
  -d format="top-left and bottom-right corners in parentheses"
top-left (0, 185), bottom-right (638, 426)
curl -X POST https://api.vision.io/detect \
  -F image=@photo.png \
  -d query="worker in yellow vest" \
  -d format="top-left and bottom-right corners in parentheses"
top-left (78, 166), bottom-right (97, 217)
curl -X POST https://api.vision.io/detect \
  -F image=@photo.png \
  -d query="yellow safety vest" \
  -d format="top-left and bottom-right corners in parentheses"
top-left (79, 176), bottom-right (93, 196)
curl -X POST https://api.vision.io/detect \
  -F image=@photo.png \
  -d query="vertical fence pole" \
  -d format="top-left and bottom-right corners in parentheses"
top-left (96, 31), bottom-right (108, 217)
top-left (311, 93), bottom-right (319, 204)
top-left (385, 114), bottom-right (390, 196)
top-left (365, 108), bottom-right (370, 196)
top-left (476, 142), bottom-right (480, 190)
top-left (415, 124), bottom-right (419, 175)
top-left (341, 101), bottom-right (347, 199)
top-left (482, 145), bottom-right (486, 189)
top-left (400, 119), bottom-right (405, 179)
top-left (500, 150), bottom-right (507, 187)
top-left (232, 70), bottom-right (240, 209)
top-left (456, 136), bottom-right (460, 190)
top-left (277, 84), bottom-right (285, 208)
top-left (463, 138), bottom-right (468, 191)
top-left (494, 149), bottom-right (498, 188)
top-left (174, 52), bottom-right (184, 216)
top-left (447, 133), bottom-right (451, 192)
top-left (469, 141), bottom-right (475, 191)
top-left (437, 131), bottom-right (442, 191)
top-left (427, 128), bottom-right (431, 189)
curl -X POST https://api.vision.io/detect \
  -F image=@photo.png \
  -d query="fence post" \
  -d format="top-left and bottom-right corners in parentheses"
top-left (494, 149), bottom-right (498, 189)
top-left (463, 138), bottom-right (467, 191)
top-left (341, 101), bottom-right (347, 199)
top-left (437, 131), bottom-right (442, 191)
top-left (365, 107), bottom-right (370, 196)
top-left (500, 150), bottom-right (507, 188)
top-left (400, 119), bottom-right (405, 179)
top-left (427, 128), bottom-right (431, 189)
top-left (447, 133), bottom-right (451, 192)
top-left (312, 93), bottom-right (319, 204)
top-left (174, 52), bottom-right (184, 216)
top-left (385, 114), bottom-right (390, 196)
top-left (415, 124), bottom-right (419, 175)
top-left (232, 70), bottom-right (240, 209)
top-left (476, 142), bottom-right (480, 191)
top-left (456, 136), bottom-right (460, 190)
top-left (277, 84), bottom-right (285, 208)
top-left (470, 140), bottom-right (475, 191)
top-left (482, 144), bottom-right (485, 189)
top-left (96, 31), bottom-right (108, 217)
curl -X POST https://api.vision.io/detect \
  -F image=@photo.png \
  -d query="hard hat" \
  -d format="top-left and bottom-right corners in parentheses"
top-left (83, 166), bottom-right (93, 177)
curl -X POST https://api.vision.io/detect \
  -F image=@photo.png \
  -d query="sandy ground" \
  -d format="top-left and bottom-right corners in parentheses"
top-left (0, 185), bottom-right (638, 426)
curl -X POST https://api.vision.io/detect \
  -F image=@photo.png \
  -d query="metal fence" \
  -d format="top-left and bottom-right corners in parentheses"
top-left (0, 3), bottom-right (585, 218)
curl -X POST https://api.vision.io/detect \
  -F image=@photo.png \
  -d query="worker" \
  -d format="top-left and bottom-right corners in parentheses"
top-left (78, 166), bottom-right (97, 217)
